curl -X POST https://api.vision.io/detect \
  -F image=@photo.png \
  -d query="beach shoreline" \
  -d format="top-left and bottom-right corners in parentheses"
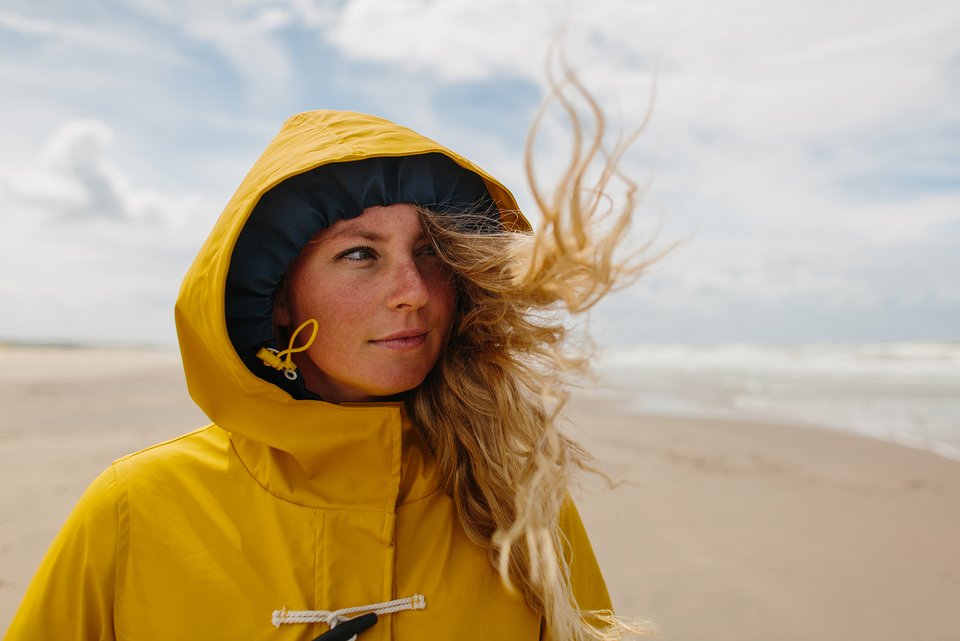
top-left (2, 346), bottom-right (959, 640)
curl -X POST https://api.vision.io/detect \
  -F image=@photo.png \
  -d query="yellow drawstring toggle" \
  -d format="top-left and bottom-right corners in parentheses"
top-left (256, 318), bottom-right (319, 381)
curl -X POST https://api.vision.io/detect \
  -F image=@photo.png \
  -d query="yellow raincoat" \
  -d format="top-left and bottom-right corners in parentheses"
top-left (6, 112), bottom-right (611, 640)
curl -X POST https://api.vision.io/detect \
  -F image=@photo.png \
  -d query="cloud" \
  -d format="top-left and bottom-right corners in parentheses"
top-left (0, 9), bottom-right (190, 66)
top-left (183, 11), bottom-right (296, 112)
top-left (3, 120), bottom-right (189, 224)
top-left (109, 0), bottom-right (315, 113)
top-left (14, 120), bottom-right (131, 221)
top-left (0, 119), bottom-right (214, 344)
top-left (324, 0), bottom-right (561, 82)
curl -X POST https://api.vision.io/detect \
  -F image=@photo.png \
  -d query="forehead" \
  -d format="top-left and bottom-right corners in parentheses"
top-left (316, 204), bottom-right (426, 243)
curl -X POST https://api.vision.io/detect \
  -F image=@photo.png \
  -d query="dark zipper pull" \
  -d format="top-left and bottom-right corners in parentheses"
top-left (310, 612), bottom-right (378, 641)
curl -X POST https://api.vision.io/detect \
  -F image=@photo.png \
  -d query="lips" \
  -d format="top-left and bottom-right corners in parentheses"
top-left (369, 329), bottom-right (428, 350)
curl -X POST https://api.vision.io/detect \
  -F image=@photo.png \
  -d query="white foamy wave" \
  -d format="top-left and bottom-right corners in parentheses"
top-left (595, 342), bottom-right (960, 460)
top-left (602, 342), bottom-right (960, 382)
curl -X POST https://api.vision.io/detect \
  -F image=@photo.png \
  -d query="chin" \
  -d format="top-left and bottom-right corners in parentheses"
top-left (367, 369), bottom-right (433, 398)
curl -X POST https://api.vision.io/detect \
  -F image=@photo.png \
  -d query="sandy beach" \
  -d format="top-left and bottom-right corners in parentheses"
top-left (2, 345), bottom-right (958, 640)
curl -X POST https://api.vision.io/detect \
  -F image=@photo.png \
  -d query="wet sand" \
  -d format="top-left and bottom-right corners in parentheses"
top-left (2, 345), bottom-right (959, 640)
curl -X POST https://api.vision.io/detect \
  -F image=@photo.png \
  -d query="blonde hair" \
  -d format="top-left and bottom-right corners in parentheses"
top-left (407, 69), bottom-right (658, 641)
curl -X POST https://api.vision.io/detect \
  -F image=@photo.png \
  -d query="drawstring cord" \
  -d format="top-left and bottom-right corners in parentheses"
top-left (256, 318), bottom-right (319, 381)
top-left (272, 593), bottom-right (426, 631)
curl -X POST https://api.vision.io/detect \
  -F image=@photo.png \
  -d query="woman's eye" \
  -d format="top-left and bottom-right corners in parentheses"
top-left (337, 246), bottom-right (375, 261)
top-left (417, 243), bottom-right (439, 257)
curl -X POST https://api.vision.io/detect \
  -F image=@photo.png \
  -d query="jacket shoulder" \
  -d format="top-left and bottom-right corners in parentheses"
top-left (112, 424), bottom-right (228, 472)
top-left (108, 425), bottom-right (243, 506)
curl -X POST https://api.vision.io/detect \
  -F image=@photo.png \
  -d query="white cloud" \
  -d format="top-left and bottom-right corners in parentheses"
top-left (3, 120), bottom-right (196, 225)
top-left (0, 9), bottom-right (190, 66)
top-left (184, 12), bottom-right (296, 112)
top-left (0, 120), bottom-right (214, 343)
top-left (325, 0), bottom-right (561, 81)
top-left (110, 0), bottom-right (317, 112)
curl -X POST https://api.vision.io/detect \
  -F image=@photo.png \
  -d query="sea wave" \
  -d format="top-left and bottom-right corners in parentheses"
top-left (596, 342), bottom-right (960, 460)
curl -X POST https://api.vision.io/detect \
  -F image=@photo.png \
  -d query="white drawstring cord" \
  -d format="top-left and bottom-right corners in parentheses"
top-left (272, 593), bottom-right (426, 629)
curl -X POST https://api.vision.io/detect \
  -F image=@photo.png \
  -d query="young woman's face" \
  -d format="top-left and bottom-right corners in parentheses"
top-left (276, 204), bottom-right (456, 403)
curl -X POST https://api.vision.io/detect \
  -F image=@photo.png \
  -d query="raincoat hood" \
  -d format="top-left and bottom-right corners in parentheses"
top-left (175, 111), bottom-right (527, 498)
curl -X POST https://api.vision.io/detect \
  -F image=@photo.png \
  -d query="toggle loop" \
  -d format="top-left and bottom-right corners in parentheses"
top-left (256, 318), bottom-right (319, 377)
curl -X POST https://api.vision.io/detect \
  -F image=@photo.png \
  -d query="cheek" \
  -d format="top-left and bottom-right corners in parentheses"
top-left (288, 271), bottom-right (365, 330)
top-left (429, 273), bottom-right (458, 332)
top-left (293, 289), bottom-right (372, 365)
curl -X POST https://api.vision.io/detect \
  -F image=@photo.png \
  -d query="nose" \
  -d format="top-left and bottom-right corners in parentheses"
top-left (386, 257), bottom-right (430, 310)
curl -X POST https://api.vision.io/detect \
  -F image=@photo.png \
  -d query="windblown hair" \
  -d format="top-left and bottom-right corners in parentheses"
top-left (407, 69), bottom-right (659, 641)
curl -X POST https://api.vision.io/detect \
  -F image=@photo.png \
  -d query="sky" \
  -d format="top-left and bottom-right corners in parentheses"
top-left (1, 0), bottom-right (958, 348)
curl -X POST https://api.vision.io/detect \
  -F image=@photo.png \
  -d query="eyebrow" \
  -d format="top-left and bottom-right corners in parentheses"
top-left (317, 225), bottom-right (429, 245)
top-left (322, 227), bottom-right (386, 243)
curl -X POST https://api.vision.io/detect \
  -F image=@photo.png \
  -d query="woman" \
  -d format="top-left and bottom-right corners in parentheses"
top-left (6, 82), bottom-right (649, 641)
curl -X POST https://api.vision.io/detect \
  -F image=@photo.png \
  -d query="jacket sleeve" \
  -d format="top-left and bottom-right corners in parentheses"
top-left (538, 497), bottom-right (614, 641)
top-left (4, 466), bottom-right (120, 641)
top-left (559, 497), bottom-right (613, 614)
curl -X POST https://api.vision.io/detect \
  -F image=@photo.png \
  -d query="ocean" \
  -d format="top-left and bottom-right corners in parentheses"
top-left (595, 342), bottom-right (960, 461)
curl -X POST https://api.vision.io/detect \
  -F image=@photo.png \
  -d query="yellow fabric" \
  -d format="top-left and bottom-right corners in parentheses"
top-left (5, 111), bottom-right (611, 641)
